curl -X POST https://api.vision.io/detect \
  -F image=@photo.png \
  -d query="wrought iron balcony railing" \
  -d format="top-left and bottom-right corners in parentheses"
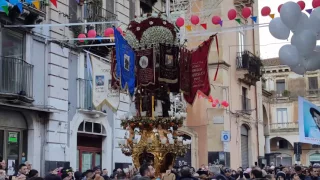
top-left (270, 122), bottom-right (299, 132)
top-left (306, 89), bottom-right (320, 97)
top-left (20, 0), bottom-right (47, 13)
top-left (0, 57), bottom-right (34, 99)
top-left (84, 2), bottom-right (117, 35)
top-left (77, 78), bottom-right (95, 110)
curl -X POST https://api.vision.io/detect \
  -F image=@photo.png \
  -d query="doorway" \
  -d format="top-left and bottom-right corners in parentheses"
top-left (78, 146), bottom-right (101, 172)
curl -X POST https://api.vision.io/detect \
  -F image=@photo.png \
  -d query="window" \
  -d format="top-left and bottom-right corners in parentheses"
top-left (312, 144), bottom-right (320, 148)
top-left (276, 79), bottom-right (285, 94)
top-left (2, 29), bottom-right (24, 59)
top-left (279, 140), bottom-right (289, 149)
top-left (308, 77), bottom-right (318, 90)
top-left (277, 108), bottom-right (288, 124)
top-left (238, 27), bottom-right (245, 53)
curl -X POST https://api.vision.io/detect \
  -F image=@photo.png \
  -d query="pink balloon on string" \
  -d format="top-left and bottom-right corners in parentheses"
top-left (104, 28), bottom-right (114, 37)
top-left (117, 27), bottom-right (123, 35)
top-left (297, 1), bottom-right (305, 10)
top-left (212, 16), bottom-right (221, 25)
top-left (78, 34), bottom-right (86, 43)
top-left (228, 9), bottom-right (237, 20)
top-left (242, 7), bottom-right (251, 18)
top-left (87, 29), bottom-right (97, 38)
top-left (278, 4), bottom-right (283, 13)
top-left (313, 0), bottom-right (320, 8)
top-left (176, 17), bottom-right (185, 27)
top-left (261, 6), bottom-right (271, 16)
top-left (191, 15), bottom-right (200, 25)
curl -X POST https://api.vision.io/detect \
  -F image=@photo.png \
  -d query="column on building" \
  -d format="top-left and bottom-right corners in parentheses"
top-left (45, 0), bottom-right (71, 173)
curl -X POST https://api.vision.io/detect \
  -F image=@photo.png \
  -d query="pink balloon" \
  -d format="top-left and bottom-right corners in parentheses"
top-left (278, 4), bottom-right (283, 13)
top-left (190, 15), bottom-right (200, 25)
top-left (212, 16), bottom-right (221, 25)
top-left (211, 102), bottom-right (217, 108)
top-left (313, 0), bottom-right (320, 8)
top-left (117, 27), bottom-right (123, 35)
top-left (104, 28), bottom-right (114, 37)
top-left (176, 17), bottom-right (185, 27)
top-left (242, 7), bottom-right (251, 19)
top-left (261, 6), bottom-right (271, 16)
top-left (87, 29), bottom-right (97, 38)
top-left (297, 1), bottom-right (305, 10)
top-left (78, 34), bottom-right (86, 43)
top-left (221, 100), bottom-right (229, 108)
top-left (228, 9), bottom-right (237, 20)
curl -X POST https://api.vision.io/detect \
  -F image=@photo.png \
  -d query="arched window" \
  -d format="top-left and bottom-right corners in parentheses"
top-left (241, 125), bottom-right (249, 168)
top-left (78, 121), bottom-right (106, 135)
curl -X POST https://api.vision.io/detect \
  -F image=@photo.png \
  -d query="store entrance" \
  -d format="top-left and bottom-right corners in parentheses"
top-left (77, 134), bottom-right (102, 172)
top-left (0, 109), bottom-right (28, 175)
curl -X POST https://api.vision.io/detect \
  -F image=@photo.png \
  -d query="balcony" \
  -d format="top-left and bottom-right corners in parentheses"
top-left (236, 51), bottom-right (263, 86)
top-left (270, 122), bottom-right (299, 133)
top-left (73, 1), bottom-right (117, 57)
top-left (2, 0), bottom-right (45, 26)
top-left (306, 89), bottom-right (320, 98)
top-left (0, 57), bottom-right (34, 103)
top-left (240, 95), bottom-right (251, 114)
top-left (234, 0), bottom-right (254, 15)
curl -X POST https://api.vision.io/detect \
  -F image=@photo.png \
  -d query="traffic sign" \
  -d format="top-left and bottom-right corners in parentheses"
top-left (221, 131), bottom-right (230, 142)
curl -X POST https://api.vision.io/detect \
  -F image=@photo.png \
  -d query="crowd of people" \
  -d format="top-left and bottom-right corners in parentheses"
top-left (0, 159), bottom-right (320, 180)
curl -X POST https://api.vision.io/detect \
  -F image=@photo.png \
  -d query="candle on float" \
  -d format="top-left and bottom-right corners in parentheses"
top-left (151, 95), bottom-right (155, 120)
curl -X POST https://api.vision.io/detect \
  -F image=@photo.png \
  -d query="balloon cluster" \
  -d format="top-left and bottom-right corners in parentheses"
top-left (269, 1), bottom-right (320, 75)
top-left (77, 27), bottom-right (124, 43)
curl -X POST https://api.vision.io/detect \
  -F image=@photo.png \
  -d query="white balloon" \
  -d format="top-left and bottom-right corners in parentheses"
top-left (280, 1), bottom-right (302, 30)
top-left (304, 51), bottom-right (320, 71)
top-left (291, 64), bottom-right (306, 75)
top-left (269, 17), bottom-right (290, 40)
top-left (292, 13), bottom-right (309, 34)
top-left (290, 30), bottom-right (317, 56)
top-left (279, 45), bottom-right (300, 67)
top-left (308, 7), bottom-right (320, 36)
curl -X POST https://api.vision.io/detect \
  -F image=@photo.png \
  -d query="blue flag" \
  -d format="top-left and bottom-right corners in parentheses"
top-left (114, 27), bottom-right (135, 96)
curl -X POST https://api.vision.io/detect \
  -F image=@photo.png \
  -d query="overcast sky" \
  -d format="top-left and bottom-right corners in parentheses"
top-left (258, 0), bottom-right (313, 59)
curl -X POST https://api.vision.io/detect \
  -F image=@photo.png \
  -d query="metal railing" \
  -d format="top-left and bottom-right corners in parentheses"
top-left (77, 78), bottom-right (95, 110)
top-left (240, 95), bottom-right (251, 113)
top-left (21, 0), bottom-right (47, 13)
top-left (0, 57), bottom-right (33, 98)
top-left (306, 89), bottom-right (320, 96)
top-left (85, 2), bottom-right (117, 35)
top-left (236, 51), bottom-right (263, 77)
top-left (270, 122), bottom-right (299, 131)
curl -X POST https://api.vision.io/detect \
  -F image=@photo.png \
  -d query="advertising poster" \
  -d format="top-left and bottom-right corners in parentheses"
top-left (299, 96), bottom-right (320, 144)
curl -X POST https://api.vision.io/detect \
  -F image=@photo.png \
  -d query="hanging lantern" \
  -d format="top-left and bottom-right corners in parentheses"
top-left (104, 28), bottom-right (114, 37)
top-left (190, 15), bottom-right (200, 25)
top-left (87, 29), bottom-right (97, 38)
top-left (78, 34), bottom-right (86, 43)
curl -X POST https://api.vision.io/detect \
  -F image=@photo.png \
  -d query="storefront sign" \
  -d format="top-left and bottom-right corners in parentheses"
top-left (8, 132), bottom-right (17, 143)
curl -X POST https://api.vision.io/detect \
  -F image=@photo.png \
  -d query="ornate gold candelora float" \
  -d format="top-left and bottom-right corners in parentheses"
top-left (116, 14), bottom-right (191, 176)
